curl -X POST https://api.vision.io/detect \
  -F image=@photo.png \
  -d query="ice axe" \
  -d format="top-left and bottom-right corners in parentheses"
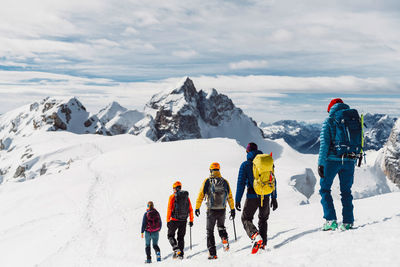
top-left (230, 215), bottom-right (237, 241)
top-left (190, 224), bottom-right (192, 250)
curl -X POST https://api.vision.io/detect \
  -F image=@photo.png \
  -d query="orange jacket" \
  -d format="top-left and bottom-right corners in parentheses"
top-left (166, 193), bottom-right (194, 223)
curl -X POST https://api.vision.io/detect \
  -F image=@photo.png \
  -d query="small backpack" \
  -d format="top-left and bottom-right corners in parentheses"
top-left (146, 209), bottom-right (161, 232)
top-left (331, 109), bottom-right (362, 156)
top-left (252, 153), bottom-right (275, 206)
top-left (172, 190), bottom-right (190, 221)
top-left (207, 177), bottom-right (228, 210)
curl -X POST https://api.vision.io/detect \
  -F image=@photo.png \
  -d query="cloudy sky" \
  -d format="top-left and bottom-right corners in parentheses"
top-left (1, 0), bottom-right (400, 123)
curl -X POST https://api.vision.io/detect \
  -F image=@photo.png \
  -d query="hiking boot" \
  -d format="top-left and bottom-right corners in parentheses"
top-left (145, 258), bottom-right (151, 264)
top-left (174, 249), bottom-right (183, 260)
top-left (322, 220), bottom-right (338, 231)
top-left (251, 232), bottom-right (259, 240)
top-left (340, 223), bottom-right (353, 231)
top-left (222, 238), bottom-right (229, 251)
top-left (208, 254), bottom-right (218, 260)
top-left (172, 249), bottom-right (181, 259)
top-left (156, 251), bottom-right (161, 262)
top-left (251, 233), bottom-right (263, 254)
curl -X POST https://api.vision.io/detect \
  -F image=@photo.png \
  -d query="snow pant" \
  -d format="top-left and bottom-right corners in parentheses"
top-left (319, 160), bottom-right (355, 224)
top-left (167, 220), bottom-right (187, 256)
top-left (144, 231), bottom-right (160, 260)
top-left (206, 209), bottom-right (228, 256)
top-left (241, 196), bottom-right (270, 245)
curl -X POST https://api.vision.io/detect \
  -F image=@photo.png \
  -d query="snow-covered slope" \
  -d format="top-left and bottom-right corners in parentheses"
top-left (0, 97), bottom-right (110, 183)
top-left (0, 132), bottom-right (398, 266)
top-left (96, 102), bottom-right (144, 135)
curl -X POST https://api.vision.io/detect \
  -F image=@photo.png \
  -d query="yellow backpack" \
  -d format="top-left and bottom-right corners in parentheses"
top-left (252, 153), bottom-right (275, 206)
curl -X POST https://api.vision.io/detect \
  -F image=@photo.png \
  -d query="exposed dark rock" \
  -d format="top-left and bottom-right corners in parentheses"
top-left (40, 164), bottom-right (47, 176)
top-left (30, 102), bottom-right (39, 112)
top-left (84, 119), bottom-right (92, 127)
top-left (60, 104), bottom-right (72, 123)
top-left (13, 165), bottom-right (26, 178)
top-left (50, 112), bottom-right (67, 130)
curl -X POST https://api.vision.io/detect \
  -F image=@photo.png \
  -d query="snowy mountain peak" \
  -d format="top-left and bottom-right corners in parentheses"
top-left (171, 77), bottom-right (197, 100)
top-left (134, 79), bottom-right (266, 149)
top-left (0, 97), bottom-right (107, 139)
top-left (97, 101), bottom-right (128, 124)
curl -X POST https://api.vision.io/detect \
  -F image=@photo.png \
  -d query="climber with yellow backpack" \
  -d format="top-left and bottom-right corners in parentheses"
top-left (235, 142), bottom-right (278, 254)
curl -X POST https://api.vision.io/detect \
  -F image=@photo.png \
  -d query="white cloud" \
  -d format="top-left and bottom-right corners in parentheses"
top-left (90, 39), bottom-right (120, 48)
top-left (172, 50), bottom-right (198, 59)
top-left (122, 27), bottom-right (138, 36)
top-left (1, 0), bottom-right (399, 80)
top-left (270, 29), bottom-right (292, 42)
top-left (229, 60), bottom-right (269, 70)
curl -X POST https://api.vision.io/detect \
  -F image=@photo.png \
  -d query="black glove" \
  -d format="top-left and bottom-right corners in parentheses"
top-left (235, 202), bottom-right (241, 211)
top-left (189, 221), bottom-right (193, 227)
top-left (195, 209), bottom-right (200, 217)
top-left (318, 165), bottom-right (324, 178)
top-left (271, 198), bottom-right (278, 211)
top-left (229, 209), bottom-right (235, 220)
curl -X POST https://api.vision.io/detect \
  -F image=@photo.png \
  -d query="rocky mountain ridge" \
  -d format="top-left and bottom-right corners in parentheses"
top-left (132, 77), bottom-right (266, 148)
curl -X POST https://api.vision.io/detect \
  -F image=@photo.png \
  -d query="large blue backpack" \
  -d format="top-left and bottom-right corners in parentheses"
top-left (331, 108), bottom-right (362, 156)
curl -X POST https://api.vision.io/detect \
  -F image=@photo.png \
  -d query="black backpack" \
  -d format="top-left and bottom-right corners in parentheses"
top-left (146, 209), bottom-right (161, 232)
top-left (172, 190), bottom-right (190, 221)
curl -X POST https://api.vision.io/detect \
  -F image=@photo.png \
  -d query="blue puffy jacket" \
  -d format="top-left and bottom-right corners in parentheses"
top-left (235, 150), bottom-right (277, 204)
top-left (318, 102), bottom-right (357, 166)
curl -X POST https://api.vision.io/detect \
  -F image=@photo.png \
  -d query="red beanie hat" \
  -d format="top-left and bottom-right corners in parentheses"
top-left (327, 98), bottom-right (343, 113)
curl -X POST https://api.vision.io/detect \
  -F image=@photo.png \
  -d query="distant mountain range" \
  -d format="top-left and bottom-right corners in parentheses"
top-left (261, 113), bottom-right (397, 154)
top-left (0, 77), bottom-right (398, 187)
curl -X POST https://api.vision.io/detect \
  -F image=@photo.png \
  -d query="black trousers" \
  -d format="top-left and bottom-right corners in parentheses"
top-left (167, 220), bottom-right (187, 255)
top-left (207, 209), bottom-right (228, 256)
top-left (241, 196), bottom-right (270, 245)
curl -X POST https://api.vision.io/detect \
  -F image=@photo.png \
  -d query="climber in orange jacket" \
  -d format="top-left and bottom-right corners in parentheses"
top-left (166, 181), bottom-right (194, 259)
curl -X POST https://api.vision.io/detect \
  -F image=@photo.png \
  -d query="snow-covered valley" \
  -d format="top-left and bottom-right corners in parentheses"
top-left (0, 132), bottom-right (399, 266)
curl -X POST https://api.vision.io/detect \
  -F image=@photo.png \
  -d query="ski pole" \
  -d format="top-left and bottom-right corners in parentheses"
top-left (190, 225), bottom-right (192, 250)
top-left (232, 218), bottom-right (237, 241)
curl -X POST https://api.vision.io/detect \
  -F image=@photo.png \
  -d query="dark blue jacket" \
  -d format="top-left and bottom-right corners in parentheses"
top-left (141, 209), bottom-right (162, 233)
top-left (235, 150), bottom-right (277, 204)
top-left (318, 103), bottom-right (357, 166)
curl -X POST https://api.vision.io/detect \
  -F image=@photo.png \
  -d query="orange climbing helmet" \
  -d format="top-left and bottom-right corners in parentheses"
top-left (173, 181), bottom-right (182, 189)
top-left (209, 162), bottom-right (220, 170)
